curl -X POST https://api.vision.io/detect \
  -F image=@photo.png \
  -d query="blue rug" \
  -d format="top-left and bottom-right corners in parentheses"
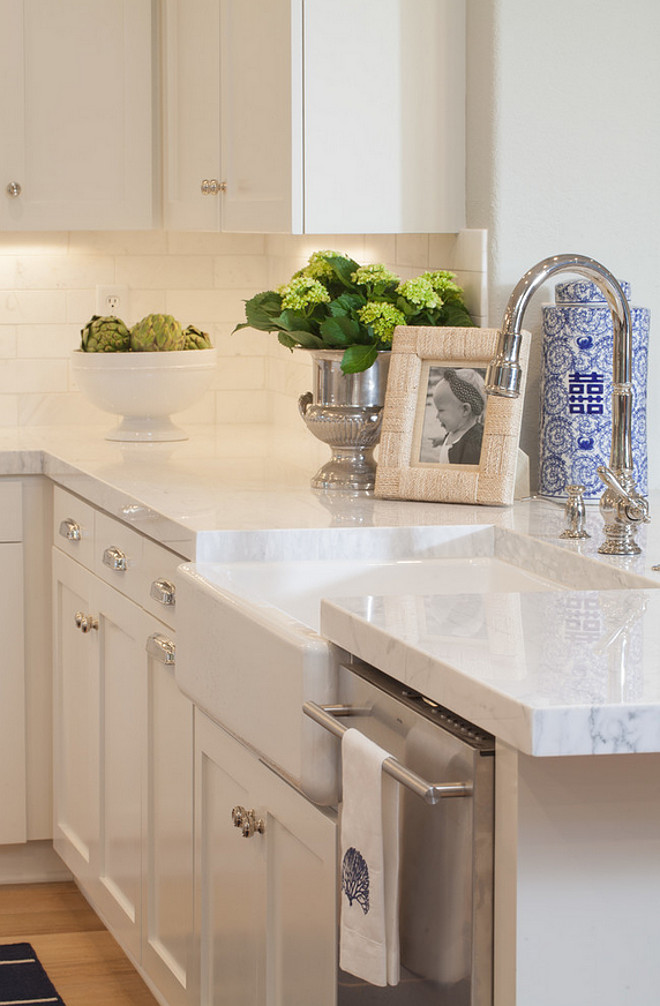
top-left (0, 942), bottom-right (66, 1004)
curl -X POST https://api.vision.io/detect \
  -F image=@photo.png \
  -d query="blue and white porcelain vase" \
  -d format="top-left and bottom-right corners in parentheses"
top-left (540, 279), bottom-right (649, 500)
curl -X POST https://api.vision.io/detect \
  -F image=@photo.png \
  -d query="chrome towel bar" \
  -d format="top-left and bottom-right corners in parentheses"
top-left (302, 701), bottom-right (473, 805)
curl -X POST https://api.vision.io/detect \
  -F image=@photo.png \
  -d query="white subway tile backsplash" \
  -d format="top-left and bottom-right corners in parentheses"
top-left (0, 359), bottom-right (68, 394)
top-left (66, 290), bottom-right (97, 324)
top-left (168, 232), bottom-right (266, 256)
top-left (15, 255), bottom-right (115, 289)
top-left (215, 388), bottom-right (269, 425)
top-left (0, 291), bottom-right (67, 324)
top-left (17, 324), bottom-right (79, 358)
top-left (0, 229), bottom-right (486, 429)
top-left (68, 231), bottom-right (169, 256)
top-left (395, 234), bottom-right (430, 267)
top-left (211, 356), bottom-right (265, 390)
top-left (0, 395), bottom-right (18, 427)
top-left (116, 255), bottom-right (215, 290)
top-left (213, 255), bottom-right (269, 289)
top-left (0, 326), bottom-right (17, 358)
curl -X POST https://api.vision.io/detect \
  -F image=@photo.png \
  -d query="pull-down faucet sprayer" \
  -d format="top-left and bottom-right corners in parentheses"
top-left (485, 253), bottom-right (649, 556)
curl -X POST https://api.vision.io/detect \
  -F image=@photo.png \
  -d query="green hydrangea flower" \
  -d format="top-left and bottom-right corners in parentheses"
top-left (397, 276), bottom-right (443, 310)
top-left (278, 275), bottom-right (331, 312)
top-left (351, 264), bottom-right (399, 289)
top-left (420, 270), bottom-right (463, 299)
top-left (299, 249), bottom-right (340, 282)
top-left (358, 301), bottom-right (406, 345)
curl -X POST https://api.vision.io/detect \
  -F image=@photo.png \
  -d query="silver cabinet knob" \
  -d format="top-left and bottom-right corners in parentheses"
top-left (146, 633), bottom-right (175, 666)
top-left (59, 518), bottom-right (82, 541)
top-left (102, 545), bottom-right (128, 571)
top-left (231, 805), bottom-right (265, 838)
top-left (201, 178), bottom-right (227, 195)
top-left (150, 578), bottom-right (176, 606)
top-left (6, 182), bottom-right (21, 198)
top-left (74, 611), bottom-right (98, 633)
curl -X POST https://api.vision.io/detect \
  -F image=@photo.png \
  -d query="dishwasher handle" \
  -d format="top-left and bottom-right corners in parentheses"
top-left (303, 701), bottom-right (473, 805)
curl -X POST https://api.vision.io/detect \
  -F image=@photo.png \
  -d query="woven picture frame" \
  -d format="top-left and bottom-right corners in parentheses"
top-left (375, 326), bottom-right (529, 506)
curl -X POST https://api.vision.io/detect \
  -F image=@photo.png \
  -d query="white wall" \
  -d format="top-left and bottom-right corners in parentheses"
top-left (467, 0), bottom-right (660, 489)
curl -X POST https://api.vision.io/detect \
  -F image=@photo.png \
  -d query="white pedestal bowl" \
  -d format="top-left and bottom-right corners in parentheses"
top-left (72, 348), bottom-right (218, 441)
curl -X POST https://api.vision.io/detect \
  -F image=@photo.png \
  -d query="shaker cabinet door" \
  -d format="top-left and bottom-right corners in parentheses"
top-left (195, 710), bottom-right (337, 1006)
top-left (0, 0), bottom-right (153, 230)
top-left (162, 0), bottom-right (223, 230)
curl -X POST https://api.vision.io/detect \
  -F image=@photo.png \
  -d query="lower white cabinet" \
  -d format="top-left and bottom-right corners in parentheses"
top-left (52, 545), bottom-right (194, 1006)
top-left (194, 710), bottom-right (337, 1006)
top-left (0, 480), bottom-right (25, 846)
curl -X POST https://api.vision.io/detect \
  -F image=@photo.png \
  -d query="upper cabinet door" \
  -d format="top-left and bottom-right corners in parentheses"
top-left (0, 0), bottom-right (153, 230)
top-left (219, 0), bottom-right (303, 233)
top-left (162, 0), bottom-right (222, 231)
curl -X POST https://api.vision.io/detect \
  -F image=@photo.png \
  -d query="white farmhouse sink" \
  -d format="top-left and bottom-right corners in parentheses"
top-left (175, 524), bottom-right (647, 803)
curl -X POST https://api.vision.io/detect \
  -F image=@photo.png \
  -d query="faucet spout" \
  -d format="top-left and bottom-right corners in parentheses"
top-left (485, 253), bottom-right (648, 556)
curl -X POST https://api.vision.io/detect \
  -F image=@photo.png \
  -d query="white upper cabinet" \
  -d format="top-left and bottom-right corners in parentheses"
top-left (0, 0), bottom-right (154, 230)
top-left (164, 0), bottom-right (466, 234)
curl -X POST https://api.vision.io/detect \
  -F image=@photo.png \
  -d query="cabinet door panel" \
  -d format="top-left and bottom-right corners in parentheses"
top-left (197, 723), bottom-right (267, 1005)
top-left (52, 551), bottom-right (99, 883)
top-left (258, 768), bottom-right (337, 1006)
top-left (144, 630), bottom-right (195, 1006)
top-left (0, 542), bottom-right (25, 844)
top-left (163, 0), bottom-right (222, 230)
top-left (195, 712), bottom-right (337, 1006)
top-left (219, 0), bottom-right (302, 233)
top-left (0, 0), bottom-right (153, 230)
top-left (95, 580), bottom-right (146, 961)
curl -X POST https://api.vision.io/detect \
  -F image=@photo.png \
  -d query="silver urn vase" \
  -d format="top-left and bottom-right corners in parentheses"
top-left (298, 349), bottom-right (391, 491)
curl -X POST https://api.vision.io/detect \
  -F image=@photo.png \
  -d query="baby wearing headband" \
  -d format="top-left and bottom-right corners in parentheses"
top-left (431, 368), bottom-right (486, 465)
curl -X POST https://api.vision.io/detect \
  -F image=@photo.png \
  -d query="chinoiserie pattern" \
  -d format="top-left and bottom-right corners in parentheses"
top-left (540, 279), bottom-right (649, 499)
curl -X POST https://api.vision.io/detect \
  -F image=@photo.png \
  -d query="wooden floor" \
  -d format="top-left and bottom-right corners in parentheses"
top-left (0, 881), bottom-right (159, 1006)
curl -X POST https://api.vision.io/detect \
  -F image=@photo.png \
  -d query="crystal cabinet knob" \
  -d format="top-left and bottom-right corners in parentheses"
top-left (6, 182), bottom-right (21, 198)
top-left (231, 805), bottom-right (265, 839)
top-left (59, 518), bottom-right (82, 541)
top-left (146, 633), bottom-right (175, 666)
top-left (150, 578), bottom-right (176, 606)
top-left (74, 611), bottom-right (98, 633)
top-left (102, 545), bottom-right (128, 571)
top-left (201, 178), bottom-right (227, 195)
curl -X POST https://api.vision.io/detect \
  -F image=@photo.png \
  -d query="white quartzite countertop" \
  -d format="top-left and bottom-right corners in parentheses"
top-left (4, 423), bottom-right (660, 758)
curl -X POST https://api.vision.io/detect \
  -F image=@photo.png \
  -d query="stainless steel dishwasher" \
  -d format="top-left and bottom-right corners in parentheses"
top-left (304, 657), bottom-right (495, 1006)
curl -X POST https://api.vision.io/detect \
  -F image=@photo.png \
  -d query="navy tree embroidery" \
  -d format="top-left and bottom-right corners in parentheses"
top-left (342, 847), bottom-right (369, 914)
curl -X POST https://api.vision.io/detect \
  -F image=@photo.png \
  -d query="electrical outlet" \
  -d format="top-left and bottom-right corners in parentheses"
top-left (96, 285), bottom-right (129, 317)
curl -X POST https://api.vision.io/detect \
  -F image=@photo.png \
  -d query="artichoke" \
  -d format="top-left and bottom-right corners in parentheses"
top-left (183, 324), bottom-right (213, 350)
top-left (130, 313), bottom-right (185, 352)
top-left (80, 315), bottom-right (131, 352)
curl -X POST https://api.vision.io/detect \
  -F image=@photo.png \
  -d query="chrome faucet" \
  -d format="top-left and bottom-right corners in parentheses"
top-left (485, 253), bottom-right (649, 556)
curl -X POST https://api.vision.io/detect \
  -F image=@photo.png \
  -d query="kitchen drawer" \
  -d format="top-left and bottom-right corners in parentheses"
top-left (139, 538), bottom-right (180, 630)
top-left (53, 486), bottom-right (95, 566)
top-left (93, 511), bottom-right (144, 597)
top-left (0, 481), bottom-right (22, 541)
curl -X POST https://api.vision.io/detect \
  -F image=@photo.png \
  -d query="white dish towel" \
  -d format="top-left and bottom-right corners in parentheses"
top-left (339, 726), bottom-right (400, 987)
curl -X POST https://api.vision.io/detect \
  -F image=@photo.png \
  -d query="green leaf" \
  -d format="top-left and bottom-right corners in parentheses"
top-left (442, 301), bottom-right (474, 327)
top-left (279, 329), bottom-right (326, 349)
top-left (327, 254), bottom-right (361, 289)
top-left (274, 309), bottom-right (313, 333)
top-left (244, 290), bottom-right (284, 331)
top-left (328, 292), bottom-right (365, 317)
top-left (340, 343), bottom-right (380, 373)
top-left (319, 315), bottom-right (361, 347)
top-left (277, 332), bottom-right (297, 350)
